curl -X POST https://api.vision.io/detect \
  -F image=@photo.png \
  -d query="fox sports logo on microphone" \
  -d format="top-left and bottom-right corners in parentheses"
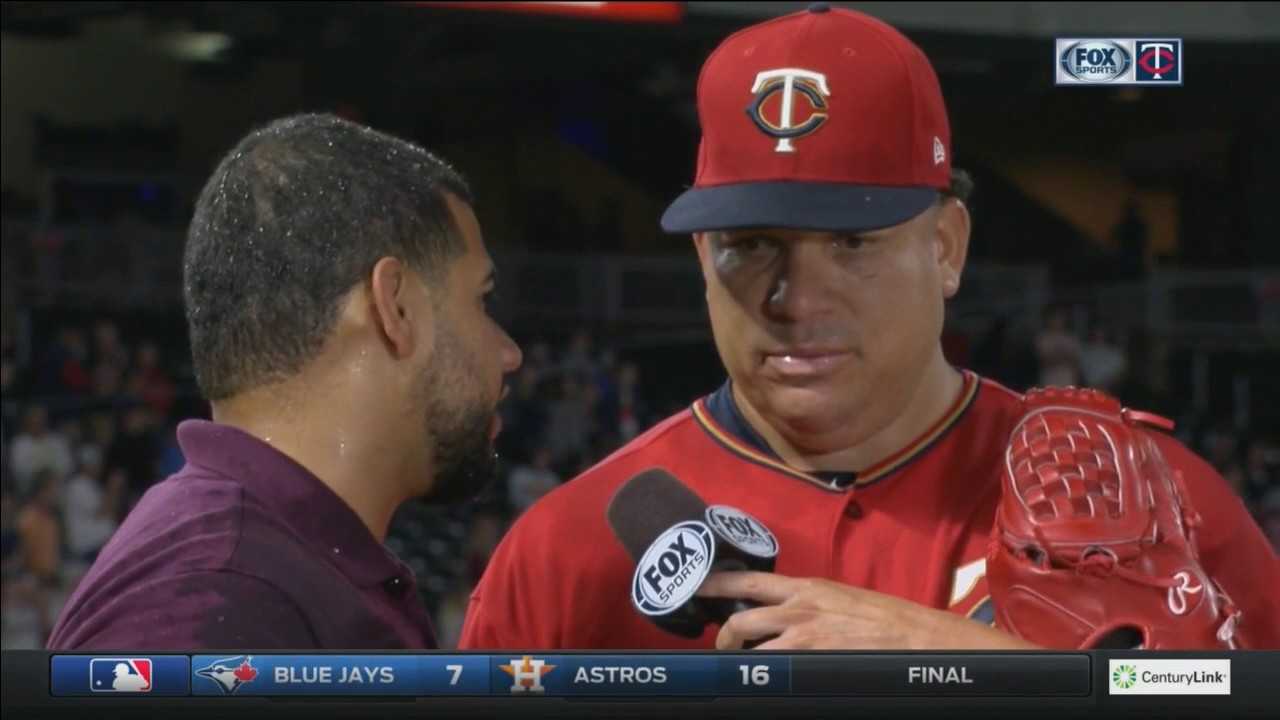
top-left (705, 506), bottom-right (778, 558)
top-left (632, 521), bottom-right (715, 616)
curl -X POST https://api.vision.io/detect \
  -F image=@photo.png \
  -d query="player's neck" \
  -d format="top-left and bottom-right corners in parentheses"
top-left (738, 353), bottom-right (966, 475)
top-left (211, 386), bottom-right (410, 541)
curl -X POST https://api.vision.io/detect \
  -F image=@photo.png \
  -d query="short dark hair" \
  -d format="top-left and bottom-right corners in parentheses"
top-left (184, 113), bottom-right (473, 401)
top-left (943, 168), bottom-right (975, 205)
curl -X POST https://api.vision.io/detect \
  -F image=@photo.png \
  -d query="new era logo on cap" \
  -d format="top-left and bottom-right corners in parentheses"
top-left (662, 4), bottom-right (951, 234)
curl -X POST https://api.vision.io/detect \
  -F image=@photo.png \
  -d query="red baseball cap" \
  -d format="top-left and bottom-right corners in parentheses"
top-left (661, 3), bottom-right (952, 234)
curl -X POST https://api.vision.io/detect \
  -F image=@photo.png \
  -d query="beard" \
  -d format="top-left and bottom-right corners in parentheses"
top-left (415, 325), bottom-right (501, 505)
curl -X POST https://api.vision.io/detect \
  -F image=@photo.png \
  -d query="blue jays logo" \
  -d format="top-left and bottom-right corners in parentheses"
top-left (195, 655), bottom-right (259, 695)
top-left (746, 68), bottom-right (831, 153)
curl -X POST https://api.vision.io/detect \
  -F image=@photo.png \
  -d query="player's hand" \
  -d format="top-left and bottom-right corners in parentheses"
top-left (696, 571), bottom-right (1040, 651)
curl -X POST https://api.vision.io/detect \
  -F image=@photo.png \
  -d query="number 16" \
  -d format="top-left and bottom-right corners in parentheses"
top-left (740, 665), bottom-right (769, 685)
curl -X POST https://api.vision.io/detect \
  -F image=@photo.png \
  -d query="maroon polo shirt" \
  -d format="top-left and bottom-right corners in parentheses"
top-left (47, 420), bottom-right (439, 650)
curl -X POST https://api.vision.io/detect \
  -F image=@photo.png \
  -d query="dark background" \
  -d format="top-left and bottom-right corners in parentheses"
top-left (1, 1), bottom-right (1277, 650)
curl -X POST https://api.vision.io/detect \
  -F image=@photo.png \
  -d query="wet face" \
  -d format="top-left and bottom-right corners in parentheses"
top-left (416, 195), bottom-right (523, 503)
top-left (693, 200), bottom-right (969, 451)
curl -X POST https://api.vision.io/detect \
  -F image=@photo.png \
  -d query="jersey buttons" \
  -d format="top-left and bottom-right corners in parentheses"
top-left (843, 501), bottom-right (864, 520)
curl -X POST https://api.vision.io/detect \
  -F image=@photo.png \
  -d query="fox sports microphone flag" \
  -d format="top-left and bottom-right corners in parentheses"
top-left (606, 467), bottom-right (781, 641)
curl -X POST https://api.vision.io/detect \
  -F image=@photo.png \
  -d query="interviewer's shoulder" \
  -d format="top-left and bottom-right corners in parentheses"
top-left (74, 475), bottom-right (249, 592)
top-left (48, 569), bottom-right (316, 650)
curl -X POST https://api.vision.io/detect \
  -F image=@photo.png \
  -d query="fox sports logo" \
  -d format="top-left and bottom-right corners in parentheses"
top-left (705, 506), bottom-right (778, 559)
top-left (632, 521), bottom-right (715, 616)
top-left (1060, 40), bottom-right (1131, 83)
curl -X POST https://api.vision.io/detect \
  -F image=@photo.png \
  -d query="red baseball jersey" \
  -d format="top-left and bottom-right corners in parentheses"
top-left (459, 371), bottom-right (1280, 650)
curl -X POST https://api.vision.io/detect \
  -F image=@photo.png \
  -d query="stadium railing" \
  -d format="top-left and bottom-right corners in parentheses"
top-left (3, 221), bottom-right (1277, 345)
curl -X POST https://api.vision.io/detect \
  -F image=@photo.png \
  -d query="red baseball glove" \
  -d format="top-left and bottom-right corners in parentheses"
top-left (987, 387), bottom-right (1243, 650)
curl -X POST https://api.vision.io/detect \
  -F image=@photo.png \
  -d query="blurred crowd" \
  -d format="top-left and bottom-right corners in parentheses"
top-left (1, 319), bottom-right (185, 648)
top-left (962, 306), bottom-right (1280, 534)
top-left (1, 309), bottom-right (1276, 649)
top-left (0, 316), bottom-right (669, 649)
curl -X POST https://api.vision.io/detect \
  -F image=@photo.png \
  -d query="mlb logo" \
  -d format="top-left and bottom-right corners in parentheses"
top-left (1134, 39), bottom-right (1182, 84)
top-left (89, 658), bottom-right (152, 692)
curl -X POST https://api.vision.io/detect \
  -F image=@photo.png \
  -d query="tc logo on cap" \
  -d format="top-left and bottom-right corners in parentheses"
top-left (746, 68), bottom-right (831, 153)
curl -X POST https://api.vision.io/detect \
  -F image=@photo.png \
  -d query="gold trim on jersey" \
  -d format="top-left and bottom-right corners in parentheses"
top-left (690, 370), bottom-right (980, 492)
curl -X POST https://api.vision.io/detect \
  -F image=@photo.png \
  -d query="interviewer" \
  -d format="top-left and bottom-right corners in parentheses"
top-left (47, 114), bottom-right (522, 650)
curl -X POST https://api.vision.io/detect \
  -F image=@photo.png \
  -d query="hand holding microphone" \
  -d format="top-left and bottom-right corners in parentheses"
top-left (606, 468), bottom-right (781, 648)
top-left (605, 468), bottom-right (1038, 651)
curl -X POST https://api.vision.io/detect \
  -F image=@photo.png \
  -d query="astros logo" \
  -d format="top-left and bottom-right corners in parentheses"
top-left (746, 68), bottom-right (831, 153)
top-left (500, 655), bottom-right (555, 694)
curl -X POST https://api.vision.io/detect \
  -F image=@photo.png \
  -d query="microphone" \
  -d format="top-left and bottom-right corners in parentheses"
top-left (606, 468), bottom-right (780, 647)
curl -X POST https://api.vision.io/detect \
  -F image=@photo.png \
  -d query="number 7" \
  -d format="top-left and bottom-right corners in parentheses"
top-left (447, 664), bottom-right (463, 685)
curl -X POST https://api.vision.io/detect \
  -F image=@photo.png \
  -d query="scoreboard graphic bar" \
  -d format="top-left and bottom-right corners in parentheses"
top-left (41, 651), bottom-right (1280, 699)
top-left (48, 652), bottom-right (1093, 698)
top-left (16, 651), bottom-right (1277, 720)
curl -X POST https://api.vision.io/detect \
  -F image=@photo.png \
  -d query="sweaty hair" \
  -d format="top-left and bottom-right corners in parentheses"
top-left (183, 113), bottom-right (473, 401)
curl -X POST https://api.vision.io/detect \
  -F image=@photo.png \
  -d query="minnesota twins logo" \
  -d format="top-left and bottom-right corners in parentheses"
top-left (746, 68), bottom-right (831, 153)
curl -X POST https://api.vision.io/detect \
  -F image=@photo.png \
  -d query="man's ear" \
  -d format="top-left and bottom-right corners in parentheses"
top-left (369, 257), bottom-right (433, 360)
top-left (691, 231), bottom-right (709, 254)
top-left (935, 198), bottom-right (971, 299)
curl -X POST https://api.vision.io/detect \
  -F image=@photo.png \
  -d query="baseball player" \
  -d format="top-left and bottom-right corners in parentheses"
top-left (459, 5), bottom-right (1279, 651)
